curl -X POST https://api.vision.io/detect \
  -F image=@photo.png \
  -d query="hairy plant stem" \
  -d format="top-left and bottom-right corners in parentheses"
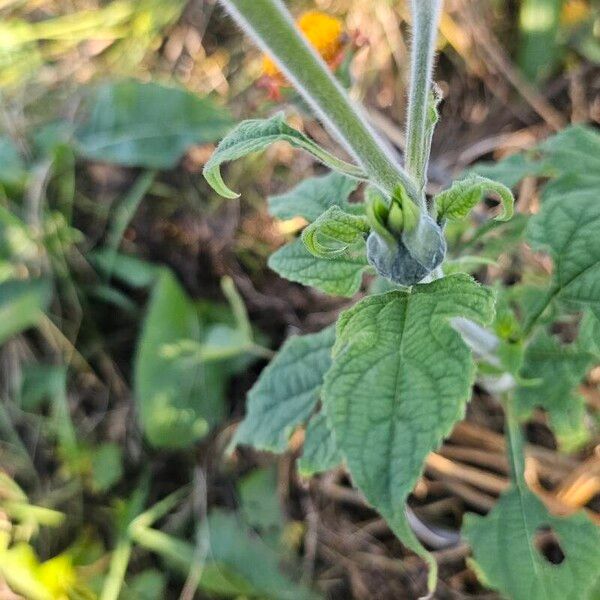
top-left (221, 0), bottom-right (417, 201)
top-left (405, 0), bottom-right (443, 199)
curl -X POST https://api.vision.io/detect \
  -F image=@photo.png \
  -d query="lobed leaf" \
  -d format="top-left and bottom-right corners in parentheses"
top-left (268, 238), bottom-right (368, 297)
top-left (434, 175), bottom-right (514, 222)
top-left (231, 326), bottom-right (335, 453)
top-left (301, 206), bottom-right (369, 258)
top-left (203, 112), bottom-right (367, 199)
top-left (464, 486), bottom-right (600, 600)
top-left (322, 274), bottom-right (495, 589)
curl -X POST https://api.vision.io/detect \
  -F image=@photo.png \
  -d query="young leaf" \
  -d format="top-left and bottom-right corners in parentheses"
top-left (301, 206), bottom-right (369, 258)
top-left (464, 486), bottom-right (600, 600)
top-left (525, 188), bottom-right (600, 325)
top-left (322, 274), bottom-right (495, 590)
top-left (231, 326), bottom-right (335, 453)
top-left (434, 175), bottom-right (514, 222)
top-left (268, 238), bottom-right (368, 297)
top-left (268, 172), bottom-right (360, 222)
top-left (515, 331), bottom-right (593, 450)
top-left (297, 412), bottom-right (342, 477)
top-left (76, 80), bottom-right (232, 169)
top-left (203, 112), bottom-right (367, 199)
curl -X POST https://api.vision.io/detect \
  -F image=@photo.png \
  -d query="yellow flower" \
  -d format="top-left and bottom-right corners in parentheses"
top-left (262, 11), bottom-right (344, 83)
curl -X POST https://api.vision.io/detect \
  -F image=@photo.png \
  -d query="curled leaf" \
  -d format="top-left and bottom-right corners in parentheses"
top-left (301, 206), bottom-right (369, 258)
top-left (203, 112), bottom-right (367, 198)
top-left (434, 175), bottom-right (514, 222)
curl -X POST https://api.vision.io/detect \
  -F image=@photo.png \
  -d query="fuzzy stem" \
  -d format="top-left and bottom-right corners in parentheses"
top-left (221, 0), bottom-right (417, 200)
top-left (504, 394), bottom-right (527, 487)
top-left (405, 0), bottom-right (443, 197)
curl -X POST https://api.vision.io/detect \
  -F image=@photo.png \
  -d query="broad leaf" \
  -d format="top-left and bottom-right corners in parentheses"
top-left (268, 238), bottom-right (368, 297)
top-left (0, 279), bottom-right (51, 345)
top-left (301, 206), bottom-right (369, 258)
top-left (76, 80), bottom-right (232, 168)
top-left (434, 175), bottom-right (514, 222)
top-left (526, 188), bottom-right (600, 321)
top-left (515, 331), bottom-right (593, 450)
top-left (231, 326), bottom-right (335, 453)
top-left (474, 124), bottom-right (600, 189)
top-left (203, 112), bottom-right (367, 199)
top-left (464, 486), bottom-right (600, 600)
top-left (298, 412), bottom-right (342, 477)
top-left (268, 172), bottom-right (360, 222)
top-left (134, 270), bottom-right (226, 448)
top-left (322, 274), bottom-right (495, 589)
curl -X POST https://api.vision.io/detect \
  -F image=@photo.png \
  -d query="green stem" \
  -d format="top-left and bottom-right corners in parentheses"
top-left (405, 0), bottom-right (443, 197)
top-left (504, 394), bottom-right (527, 488)
top-left (221, 0), bottom-right (417, 200)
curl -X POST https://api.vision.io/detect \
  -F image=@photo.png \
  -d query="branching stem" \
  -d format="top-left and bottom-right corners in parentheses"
top-left (221, 0), bottom-right (417, 200)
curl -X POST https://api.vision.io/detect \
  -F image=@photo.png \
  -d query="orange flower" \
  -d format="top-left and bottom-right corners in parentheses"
top-left (260, 11), bottom-right (345, 99)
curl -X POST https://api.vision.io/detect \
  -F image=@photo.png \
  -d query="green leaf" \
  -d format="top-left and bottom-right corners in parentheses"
top-left (515, 331), bottom-right (593, 450)
top-left (464, 486), bottom-right (600, 600)
top-left (434, 175), bottom-right (514, 222)
top-left (526, 187), bottom-right (600, 322)
top-left (322, 274), bottom-right (495, 589)
top-left (134, 269), bottom-right (225, 448)
top-left (231, 326), bottom-right (335, 453)
top-left (301, 206), bottom-right (369, 258)
top-left (76, 80), bottom-right (232, 168)
top-left (238, 467), bottom-right (284, 541)
top-left (0, 279), bottom-right (51, 345)
top-left (298, 412), bottom-right (342, 477)
top-left (203, 112), bottom-right (367, 199)
top-left (268, 238), bottom-right (368, 297)
top-left (473, 125), bottom-right (600, 189)
top-left (268, 172), bottom-right (360, 222)
top-left (90, 442), bottom-right (123, 492)
top-left (0, 136), bottom-right (27, 189)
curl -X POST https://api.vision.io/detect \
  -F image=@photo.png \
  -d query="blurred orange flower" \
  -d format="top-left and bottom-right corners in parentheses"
top-left (260, 10), bottom-right (345, 99)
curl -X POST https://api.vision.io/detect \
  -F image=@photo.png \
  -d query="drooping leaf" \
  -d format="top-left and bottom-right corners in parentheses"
top-left (231, 326), bottom-right (335, 453)
top-left (301, 206), bottom-right (369, 258)
top-left (268, 172), bottom-right (360, 222)
top-left (203, 112), bottom-right (367, 199)
top-left (0, 136), bottom-right (27, 189)
top-left (322, 274), bottom-right (495, 589)
top-left (0, 279), bottom-right (51, 345)
top-left (515, 331), bottom-right (594, 450)
top-left (76, 80), bottom-right (232, 168)
top-left (434, 175), bottom-right (514, 222)
top-left (134, 269), bottom-right (226, 448)
top-left (298, 412), bottom-right (342, 477)
top-left (464, 486), bottom-right (600, 600)
top-left (268, 238), bottom-right (368, 297)
top-left (526, 187), bottom-right (600, 322)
